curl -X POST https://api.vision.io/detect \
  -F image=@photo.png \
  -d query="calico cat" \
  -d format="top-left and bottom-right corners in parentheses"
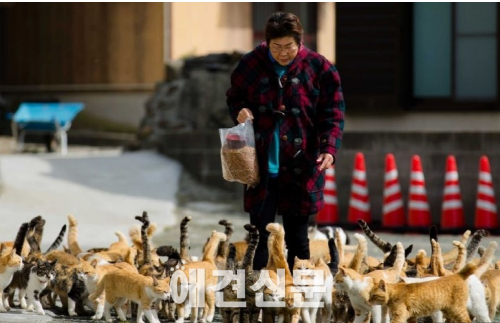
top-left (174, 230), bottom-right (227, 323)
top-left (0, 246), bottom-right (23, 312)
top-left (77, 258), bottom-right (138, 319)
top-left (369, 263), bottom-right (476, 323)
top-left (89, 270), bottom-right (171, 323)
top-left (4, 259), bottom-right (57, 315)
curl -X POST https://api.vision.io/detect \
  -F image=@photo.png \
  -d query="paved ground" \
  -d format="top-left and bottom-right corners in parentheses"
top-left (0, 137), bottom-right (498, 323)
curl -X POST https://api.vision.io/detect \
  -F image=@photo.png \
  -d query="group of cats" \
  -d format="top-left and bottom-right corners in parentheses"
top-left (0, 214), bottom-right (499, 323)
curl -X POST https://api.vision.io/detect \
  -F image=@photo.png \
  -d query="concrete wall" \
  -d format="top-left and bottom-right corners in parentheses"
top-left (157, 130), bottom-right (500, 228)
top-left (170, 3), bottom-right (253, 60)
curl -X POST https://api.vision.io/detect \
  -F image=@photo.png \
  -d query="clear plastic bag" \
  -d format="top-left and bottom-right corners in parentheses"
top-left (219, 119), bottom-right (260, 187)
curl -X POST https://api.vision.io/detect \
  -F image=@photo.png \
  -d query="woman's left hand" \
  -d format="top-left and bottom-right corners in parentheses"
top-left (316, 153), bottom-right (334, 171)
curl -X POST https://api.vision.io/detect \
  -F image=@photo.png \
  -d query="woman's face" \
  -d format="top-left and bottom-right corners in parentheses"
top-left (268, 36), bottom-right (299, 66)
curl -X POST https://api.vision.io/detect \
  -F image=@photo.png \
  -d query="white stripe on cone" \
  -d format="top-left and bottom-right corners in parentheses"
top-left (349, 198), bottom-right (370, 212)
top-left (351, 184), bottom-right (368, 196)
top-left (324, 195), bottom-right (338, 204)
top-left (383, 199), bottom-right (404, 214)
top-left (477, 200), bottom-right (498, 213)
top-left (353, 170), bottom-right (367, 181)
top-left (409, 201), bottom-right (430, 210)
top-left (445, 171), bottom-right (459, 182)
top-left (325, 181), bottom-right (336, 190)
top-left (478, 184), bottom-right (495, 197)
top-left (443, 200), bottom-right (463, 210)
top-left (443, 185), bottom-right (460, 195)
top-left (411, 172), bottom-right (425, 181)
top-left (409, 186), bottom-right (427, 195)
top-left (384, 183), bottom-right (401, 197)
top-left (384, 169), bottom-right (398, 182)
top-left (479, 171), bottom-right (492, 183)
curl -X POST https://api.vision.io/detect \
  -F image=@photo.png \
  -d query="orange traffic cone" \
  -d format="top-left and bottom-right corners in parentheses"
top-left (316, 167), bottom-right (339, 226)
top-left (347, 152), bottom-right (371, 224)
top-left (440, 155), bottom-right (465, 230)
top-left (407, 155), bottom-right (432, 228)
top-left (382, 154), bottom-right (405, 227)
top-left (474, 156), bottom-right (498, 229)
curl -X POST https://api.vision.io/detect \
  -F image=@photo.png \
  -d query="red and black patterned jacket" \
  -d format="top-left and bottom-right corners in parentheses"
top-left (226, 43), bottom-right (345, 216)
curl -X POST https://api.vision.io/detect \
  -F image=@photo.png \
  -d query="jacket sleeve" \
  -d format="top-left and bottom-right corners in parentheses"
top-left (316, 62), bottom-right (345, 160)
top-left (226, 60), bottom-right (248, 126)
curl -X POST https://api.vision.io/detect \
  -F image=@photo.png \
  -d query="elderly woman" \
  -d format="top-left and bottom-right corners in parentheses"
top-left (226, 11), bottom-right (345, 271)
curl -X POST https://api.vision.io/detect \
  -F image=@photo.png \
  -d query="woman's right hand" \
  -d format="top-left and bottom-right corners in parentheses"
top-left (237, 108), bottom-right (254, 124)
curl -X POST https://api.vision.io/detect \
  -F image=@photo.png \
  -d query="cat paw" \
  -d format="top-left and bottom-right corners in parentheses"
top-left (106, 319), bottom-right (113, 323)
top-left (4, 306), bottom-right (11, 312)
top-left (26, 305), bottom-right (34, 312)
top-left (0, 308), bottom-right (7, 313)
top-left (176, 319), bottom-right (185, 323)
top-left (36, 309), bottom-right (45, 315)
top-left (68, 310), bottom-right (78, 316)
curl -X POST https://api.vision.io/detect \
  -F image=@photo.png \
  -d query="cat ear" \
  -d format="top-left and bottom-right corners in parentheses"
top-left (36, 258), bottom-right (43, 266)
top-left (10, 248), bottom-right (16, 256)
top-left (378, 280), bottom-right (386, 292)
top-left (338, 266), bottom-right (346, 274)
top-left (152, 276), bottom-right (159, 286)
top-left (294, 256), bottom-right (300, 262)
top-left (90, 259), bottom-right (99, 268)
top-left (0, 243), bottom-right (6, 253)
top-left (309, 257), bottom-right (315, 264)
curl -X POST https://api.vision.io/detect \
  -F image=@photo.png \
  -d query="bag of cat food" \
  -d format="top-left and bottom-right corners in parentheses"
top-left (219, 119), bottom-right (260, 187)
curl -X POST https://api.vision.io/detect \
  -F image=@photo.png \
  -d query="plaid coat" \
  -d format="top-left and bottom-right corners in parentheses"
top-left (226, 43), bottom-right (345, 216)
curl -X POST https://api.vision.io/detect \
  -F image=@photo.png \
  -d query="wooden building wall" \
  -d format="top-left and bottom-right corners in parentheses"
top-left (0, 3), bottom-right (163, 89)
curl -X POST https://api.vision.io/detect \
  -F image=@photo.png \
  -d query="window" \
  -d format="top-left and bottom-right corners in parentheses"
top-left (413, 3), bottom-right (498, 107)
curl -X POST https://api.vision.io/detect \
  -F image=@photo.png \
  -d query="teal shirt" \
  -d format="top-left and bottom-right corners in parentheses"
top-left (267, 51), bottom-right (289, 176)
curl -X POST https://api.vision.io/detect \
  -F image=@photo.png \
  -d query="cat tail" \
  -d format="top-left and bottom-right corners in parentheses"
top-left (391, 242), bottom-right (405, 273)
top-left (457, 262), bottom-right (477, 280)
top-left (226, 243), bottom-right (236, 271)
top-left (466, 229), bottom-right (490, 263)
top-left (135, 212), bottom-right (151, 267)
top-left (475, 241), bottom-right (498, 278)
top-left (327, 237), bottom-right (339, 275)
top-left (68, 214), bottom-right (83, 256)
top-left (114, 231), bottom-right (128, 244)
top-left (45, 225), bottom-right (67, 254)
top-left (265, 223), bottom-right (291, 276)
top-left (179, 216), bottom-right (191, 261)
top-left (442, 230), bottom-right (471, 263)
top-left (13, 222), bottom-right (29, 256)
top-left (357, 220), bottom-right (392, 253)
top-left (129, 226), bottom-right (143, 249)
top-left (451, 241), bottom-right (467, 273)
top-left (217, 220), bottom-right (234, 260)
top-left (202, 231), bottom-right (227, 265)
top-left (335, 228), bottom-right (345, 266)
top-left (30, 215), bottom-right (46, 247)
top-left (242, 224), bottom-right (259, 273)
top-left (348, 233), bottom-right (367, 273)
top-left (415, 249), bottom-right (428, 277)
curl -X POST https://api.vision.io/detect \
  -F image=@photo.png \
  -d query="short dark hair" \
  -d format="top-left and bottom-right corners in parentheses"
top-left (265, 12), bottom-right (303, 46)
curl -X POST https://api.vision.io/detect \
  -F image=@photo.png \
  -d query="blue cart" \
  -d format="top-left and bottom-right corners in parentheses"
top-left (11, 102), bottom-right (84, 155)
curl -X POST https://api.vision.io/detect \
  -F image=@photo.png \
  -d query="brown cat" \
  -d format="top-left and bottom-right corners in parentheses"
top-left (173, 230), bottom-right (227, 323)
top-left (89, 270), bottom-right (170, 323)
top-left (368, 263), bottom-right (476, 323)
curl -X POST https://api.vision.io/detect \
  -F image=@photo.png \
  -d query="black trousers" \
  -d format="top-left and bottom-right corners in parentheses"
top-left (250, 177), bottom-right (310, 271)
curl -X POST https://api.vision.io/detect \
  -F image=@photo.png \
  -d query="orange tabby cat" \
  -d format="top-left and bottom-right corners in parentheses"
top-left (89, 270), bottom-right (170, 323)
top-left (263, 223), bottom-right (302, 323)
top-left (482, 269), bottom-right (500, 320)
top-left (77, 258), bottom-right (138, 320)
top-left (173, 230), bottom-right (227, 323)
top-left (0, 246), bottom-right (23, 312)
top-left (369, 263), bottom-right (476, 323)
